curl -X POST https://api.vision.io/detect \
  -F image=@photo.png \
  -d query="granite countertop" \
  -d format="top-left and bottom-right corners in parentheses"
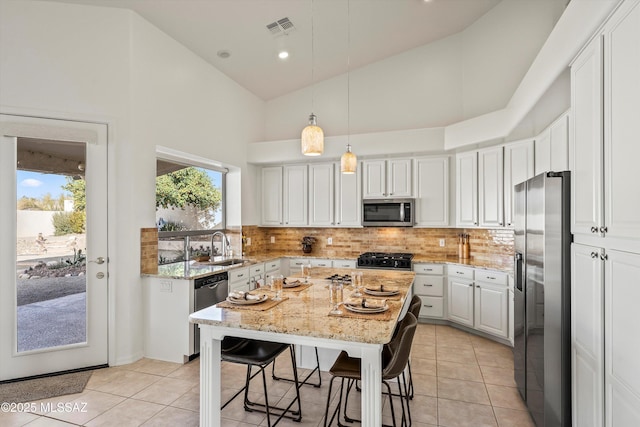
top-left (145, 252), bottom-right (513, 280)
top-left (189, 267), bottom-right (415, 344)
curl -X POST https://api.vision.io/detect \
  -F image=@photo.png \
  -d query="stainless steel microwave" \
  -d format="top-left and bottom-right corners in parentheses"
top-left (362, 198), bottom-right (414, 227)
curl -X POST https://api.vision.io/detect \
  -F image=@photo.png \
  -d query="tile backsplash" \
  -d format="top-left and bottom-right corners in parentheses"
top-left (241, 226), bottom-right (514, 261)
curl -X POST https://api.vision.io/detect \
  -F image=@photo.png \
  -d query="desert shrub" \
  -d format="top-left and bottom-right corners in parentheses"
top-left (52, 211), bottom-right (85, 235)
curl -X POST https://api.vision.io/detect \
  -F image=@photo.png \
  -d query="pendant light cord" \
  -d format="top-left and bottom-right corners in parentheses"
top-left (347, 0), bottom-right (350, 142)
top-left (311, 0), bottom-right (315, 115)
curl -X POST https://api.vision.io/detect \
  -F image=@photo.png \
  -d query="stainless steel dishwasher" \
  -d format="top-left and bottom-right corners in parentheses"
top-left (193, 271), bottom-right (228, 355)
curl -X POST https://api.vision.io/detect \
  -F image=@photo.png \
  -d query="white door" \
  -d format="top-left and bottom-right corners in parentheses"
top-left (474, 282), bottom-right (508, 338)
top-left (478, 146), bottom-right (504, 227)
top-left (549, 113), bottom-right (569, 172)
top-left (335, 162), bottom-right (361, 227)
top-left (387, 159), bottom-right (412, 198)
top-left (504, 140), bottom-right (534, 227)
top-left (414, 156), bottom-right (449, 226)
top-left (308, 163), bottom-right (334, 226)
top-left (362, 159), bottom-right (386, 198)
top-left (534, 129), bottom-right (551, 175)
top-left (261, 166), bottom-right (283, 226)
top-left (447, 278), bottom-right (474, 327)
top-left (283, 165), bottom-right (308, 226)
top-left (456, 151), bottom-right (478, 227)
top-left (0, 115), bottom-right (108, 380)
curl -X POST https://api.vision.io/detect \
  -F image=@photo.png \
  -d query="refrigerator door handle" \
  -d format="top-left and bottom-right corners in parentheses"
top-left (514, 252), bottom-right (524, 292)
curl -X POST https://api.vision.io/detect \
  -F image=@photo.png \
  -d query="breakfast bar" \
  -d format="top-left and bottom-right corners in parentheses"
top-left (189, 267), bottom-right (415, 426)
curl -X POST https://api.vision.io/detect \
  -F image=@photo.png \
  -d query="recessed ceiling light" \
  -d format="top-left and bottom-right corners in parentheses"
top-left (217, 50), bottom-right (231, 59)
top-left (278, 51), bottom-right (289, 60)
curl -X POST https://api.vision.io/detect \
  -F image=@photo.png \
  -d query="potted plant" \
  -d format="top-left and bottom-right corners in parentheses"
top-left (301, 236), bottom-right (316, 253)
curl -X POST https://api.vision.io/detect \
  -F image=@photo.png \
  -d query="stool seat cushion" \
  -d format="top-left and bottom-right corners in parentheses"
top-left (222, 340), bottom-right (290, 366)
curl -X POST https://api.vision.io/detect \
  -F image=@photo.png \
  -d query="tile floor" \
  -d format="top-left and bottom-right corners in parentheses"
top-left (1, 324), bottom-right (535, 426)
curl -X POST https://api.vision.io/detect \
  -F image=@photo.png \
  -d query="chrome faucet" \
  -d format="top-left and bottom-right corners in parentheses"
top-left (210, 231), bottom-right (230, 260)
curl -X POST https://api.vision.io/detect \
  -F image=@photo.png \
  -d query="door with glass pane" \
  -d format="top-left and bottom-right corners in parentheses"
top-left (0, 115), bottom-right (108, 380)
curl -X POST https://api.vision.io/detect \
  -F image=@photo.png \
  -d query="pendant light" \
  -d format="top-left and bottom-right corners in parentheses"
top-left (301, 0), bottom-right (324, 156)
top-left (341, 0), bottom-right (357, 174)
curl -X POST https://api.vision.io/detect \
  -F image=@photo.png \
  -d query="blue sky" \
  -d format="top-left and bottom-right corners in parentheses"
top-left (17, 171), bottom-right (68, 199)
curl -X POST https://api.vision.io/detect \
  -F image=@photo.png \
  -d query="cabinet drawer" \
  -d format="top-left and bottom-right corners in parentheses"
top-left (229, 281), bottom-right (250, 293)
top-left (289, 259), bottom-right (307, 268)
top-left (447, 265), bottom-right (475, 279)
top-left (419, 296), bottom-right (444, 318)
top-left (413, 263), bottom-right (444, 275)
top-left (229, 268), bottom-right (249, 283)
top-left (310, 259), bottom-right (331, 268)
top-left (249, 264), bottom-right (264, 276)
top-left (414, 275), bottom-right (444, 296)
top-left (334, 260), bottom-right (356, 269)
top-left (475, 269), bottom-right (508, 286)
top-left (265, 259), bottom-right (281, 272)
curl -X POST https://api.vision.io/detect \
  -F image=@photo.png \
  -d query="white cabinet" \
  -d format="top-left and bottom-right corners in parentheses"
top-left (447, 266), bottom-right (475, 327)
top-left (456, 151), bottom-right (478, 227)
top-left (309, 163), bottom-right (334, 227)
top-left (363, 158), bottom-right (412, 199)
top-left (333, 259), bottom-right (356, 269)
top-left (335, 162), bottom-right (361, 227)
top-left (283, 165), bottom-right (308, 226)
top-left (414, 156), bottom-right (449, 226)
top-left (504, 140), bottom-right (535, 227)
top-left (474, 271), bottom-right (509, 339)
top-left (535, 112), bottom-right (570, 175)
top-left (413, 263), bottom-right (445, 319)
top-left (571, 244), bottom-right (604, 427)
top-left (309, 259), bottom-right (331, 268)
top-left (229, 267), bottom-right (250, 293)
top-left (478, 146), bottom-right (504, 227)
top-left (261, 166), bottom-right (283, 226)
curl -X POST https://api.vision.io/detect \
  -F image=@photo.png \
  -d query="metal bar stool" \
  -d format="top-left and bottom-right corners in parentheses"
top-left (272, 346), bottom-right (322, 388)
top-left (323, 313), bottom-right (418, 427)
top-left (221, 337), bottom-right (303, 427)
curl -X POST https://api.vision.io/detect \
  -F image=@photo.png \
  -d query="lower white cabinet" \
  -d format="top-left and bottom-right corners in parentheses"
top-left (333, 259), bottom-right (356, 269)
top-left (229, 267), bottom-right (250, 293)
top-left (474, 281), bottom-right (509, 338)
top-left (413, 263), bottom-right (445, 319)
top-left (447, 273), bottom-right (474, 327)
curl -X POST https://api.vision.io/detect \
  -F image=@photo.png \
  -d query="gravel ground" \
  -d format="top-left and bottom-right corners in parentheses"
top-left (17, 276), bottom-right (86, 306)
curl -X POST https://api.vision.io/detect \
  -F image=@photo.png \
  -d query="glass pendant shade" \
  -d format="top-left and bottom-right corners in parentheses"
top-left (301, 113), bottom-right (324, 156)
top-left (341, 144), bottom-right (357, 174)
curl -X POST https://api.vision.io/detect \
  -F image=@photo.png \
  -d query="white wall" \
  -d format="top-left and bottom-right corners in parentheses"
top-left (16, 211), bottom-right (59, 238)
top-left (0, 0), bottom-right (265, 365)
top-left (264, 0), bottom-right (565, 143)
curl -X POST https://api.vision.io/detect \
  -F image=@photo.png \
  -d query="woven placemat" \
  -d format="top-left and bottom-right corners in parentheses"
top-left (217, 296), bottom-right (289, 311)
top-left (283, 283), bottom-right (313, 293)
top-left (328, 307), bottom-right (393, 321)
top-left (361, 291), bottom-right (402, 301)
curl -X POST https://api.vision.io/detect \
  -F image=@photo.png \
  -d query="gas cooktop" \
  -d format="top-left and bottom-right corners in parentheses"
top-left (357, 252), bottom-right (414, 271)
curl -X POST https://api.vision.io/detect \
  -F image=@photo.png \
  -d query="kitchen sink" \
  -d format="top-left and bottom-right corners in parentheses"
top-left (203, 258), bottom-right (249, 267)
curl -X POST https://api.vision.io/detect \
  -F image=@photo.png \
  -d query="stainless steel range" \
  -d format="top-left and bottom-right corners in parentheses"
top-left (357, 252), bottom-right (414, 271)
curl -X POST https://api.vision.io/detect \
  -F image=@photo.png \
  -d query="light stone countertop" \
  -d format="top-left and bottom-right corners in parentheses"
top-left (189, 267), bottom-right (415, 345)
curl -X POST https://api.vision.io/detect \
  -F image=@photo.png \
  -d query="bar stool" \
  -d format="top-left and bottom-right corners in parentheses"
top-left (272, 346), bottom-right (322, 388)
top-left (323, 313), bottom-right (418, 427)
top-left (221, 337), bottom-right (303, 426)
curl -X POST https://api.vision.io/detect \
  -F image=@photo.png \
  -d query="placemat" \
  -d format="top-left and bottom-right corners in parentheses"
top-left (328, 307), bottom-right (393, 321)
top-left (361, 291), bottom-right (403, 301)
top-left (283, 283), bottom-right (313, 293)
top-left (217, 296), bottom-right (289, 311)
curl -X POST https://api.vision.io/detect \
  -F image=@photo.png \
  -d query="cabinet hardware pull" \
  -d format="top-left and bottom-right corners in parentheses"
top-left (474, 222), bottom-right (478, 225)
top-left (476, 285), bottom-right (480, 288)
top-left (591, 226), bottom-right (598, 233)
top-left (426, 268), bottom-right (433, 271)
top-left (468, 283), bottom-right (473, 287)
top-left (425, 305), bottom-right (433, 308)
top-left (487, 276), bottom-right (496, 280)
top-left (237, 273), bottom-right (244, 278)
top-left (600, 253), bottom-right (608, 261)
top-left (591, 252), bottom-right (599, 258)
top-left (600, 226), bottom-right (608, 234)
top-left (456, 271), bottom-right (464, 275)
top-left (425, 284), bottom-right (433, 287)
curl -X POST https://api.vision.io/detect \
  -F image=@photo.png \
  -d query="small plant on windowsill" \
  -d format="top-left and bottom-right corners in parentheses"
top-left (301, 236), bottom-right (316, 254)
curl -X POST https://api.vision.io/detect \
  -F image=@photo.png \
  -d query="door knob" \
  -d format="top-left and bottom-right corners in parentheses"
top-left (90, 257), bottom-right (106, 264)
top-left (96, 272), bottom-right (105, 279)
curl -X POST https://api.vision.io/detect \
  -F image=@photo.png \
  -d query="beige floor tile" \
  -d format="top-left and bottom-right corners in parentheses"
top-left (141, 406), bottom-right (198, 426)
top-left (436, 334), bottom-right (474, 349)
top-left (166, 360), bottom-right (200, 382)
top-left (437, 344), bottom-right (478, 364)
top-left (437, 377), bottom-right (490, 405)
top-left (219, 420), bottom-right (257, 427)
top-left (259, 397), bottom-right (330, 426)
top-left (409, 394), bottom-right (438, 425)
top-left (84, 399), bottom-right (165, 427)
top-left (411, 372), bottom-right (437, 397)
top-left (38, 390), bottom-right (125, 425)
top-left (494, 406), bottom-right (536, 427)
top-left (85, 366), bottom-right (127, 390)
top-left (0, 410), bottom-right (40, 427)
top-left (416, 323), bottom-right (436, 335)
top-left (92, 370), bottom-right (162, 398)
top-left (170, 386), bottom-right (199, 412)
top-left (486, 384), bottom-right (527, 411)
top-left (438, 398), bottom-right (497, 427)
top-left (411, 357), bottom-right (437, 376)
top-left (127, 358), bottom-right (182, 377)
top-left (220, 389), bottom-right (267, 425)
top-left (31, 391), bottom-right (86, 415)
top-left (480, 366), bottom-right (517, 387)
top-left (435, 325), bottom-right (471, 337)
top-left (475, 347), bottom-right (514, 369)
top-left (23, 417), bottom-right (77, 426)
top-left (132, 377), bottom-right (196, 405)
top-left (411, 343), bottom-right (436, 360)
top-left (437, 360), bottom-right (483, 382)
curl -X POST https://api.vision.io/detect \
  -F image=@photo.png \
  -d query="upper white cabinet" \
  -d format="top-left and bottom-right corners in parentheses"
top-left (363, 158), bottom-right (412, 199)
top-left (308, 163), bottom-right (334, 227)
top-left (414, 156), bottom-right (449, 226)
top-left (456, 151), bottom-right (478, 227)
top-left (504, 140), bottom-right (535, 227)
top-left (572, 0), bottom-right (640, 242)
top-left (478, 146), bottom-right (504, 227)
top-left (261, 166), bottom-right (283, 226)
top-left (535, 112), bottom-right (570, 175)
top-left (283, 165), bottom-right (308, 226)
top-left (335, 162), bottom-right (361, 227)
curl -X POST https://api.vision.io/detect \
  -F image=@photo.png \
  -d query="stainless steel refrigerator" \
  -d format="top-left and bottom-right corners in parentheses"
top-left (513, 171), bottom-right (571, 427)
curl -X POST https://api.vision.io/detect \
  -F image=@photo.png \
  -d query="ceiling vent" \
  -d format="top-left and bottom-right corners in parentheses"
top-left (266, 17), bottom-right (296, 36)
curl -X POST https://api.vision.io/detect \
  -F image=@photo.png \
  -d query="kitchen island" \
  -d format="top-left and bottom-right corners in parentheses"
top-left (189, 267), bottom-right (415, 427)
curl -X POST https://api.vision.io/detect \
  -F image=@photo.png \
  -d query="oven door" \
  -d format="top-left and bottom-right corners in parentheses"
top-left (362, 199), bottom-right (414, 227)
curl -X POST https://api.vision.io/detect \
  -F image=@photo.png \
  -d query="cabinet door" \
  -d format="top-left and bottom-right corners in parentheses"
top-left (456, 151), bottom-right (478, 227)
top-left (415, 156), bottom-right (449, 226)
top-left (362, 160), bottom-right (386, 198)
top-left (504, 140), bottom-right (534, 227)
top-left (261, 166), bottom-right (283, 226)
top-left (283, 165), bottom-right (308, 226)
top-left (335, 162), bottom-right (361, 227)
top-left (387, 159), bottom-right (412, 197)
top-left (550, 113), bottom-right (569, 172)
top-left (474, 282), bottom-right (508, 338)
top-left (447, 278), bottom-right (474, 327)
top-left (535, 130), bottom-right (551, 175)
top-left (571, 35), bottom-right (603, 236)
top-left (309, 163), bottom-right (334, 226)
top-left (478, 146), bottom-right (504, 227)
top-left (309, 259), bottom-right (331, 268)
top-left (605, 249), bottom-right (640, 427)
top-left (604, 1), bottom-right (640, 241)
top-left (571, 243), bottom-right (604, 427)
